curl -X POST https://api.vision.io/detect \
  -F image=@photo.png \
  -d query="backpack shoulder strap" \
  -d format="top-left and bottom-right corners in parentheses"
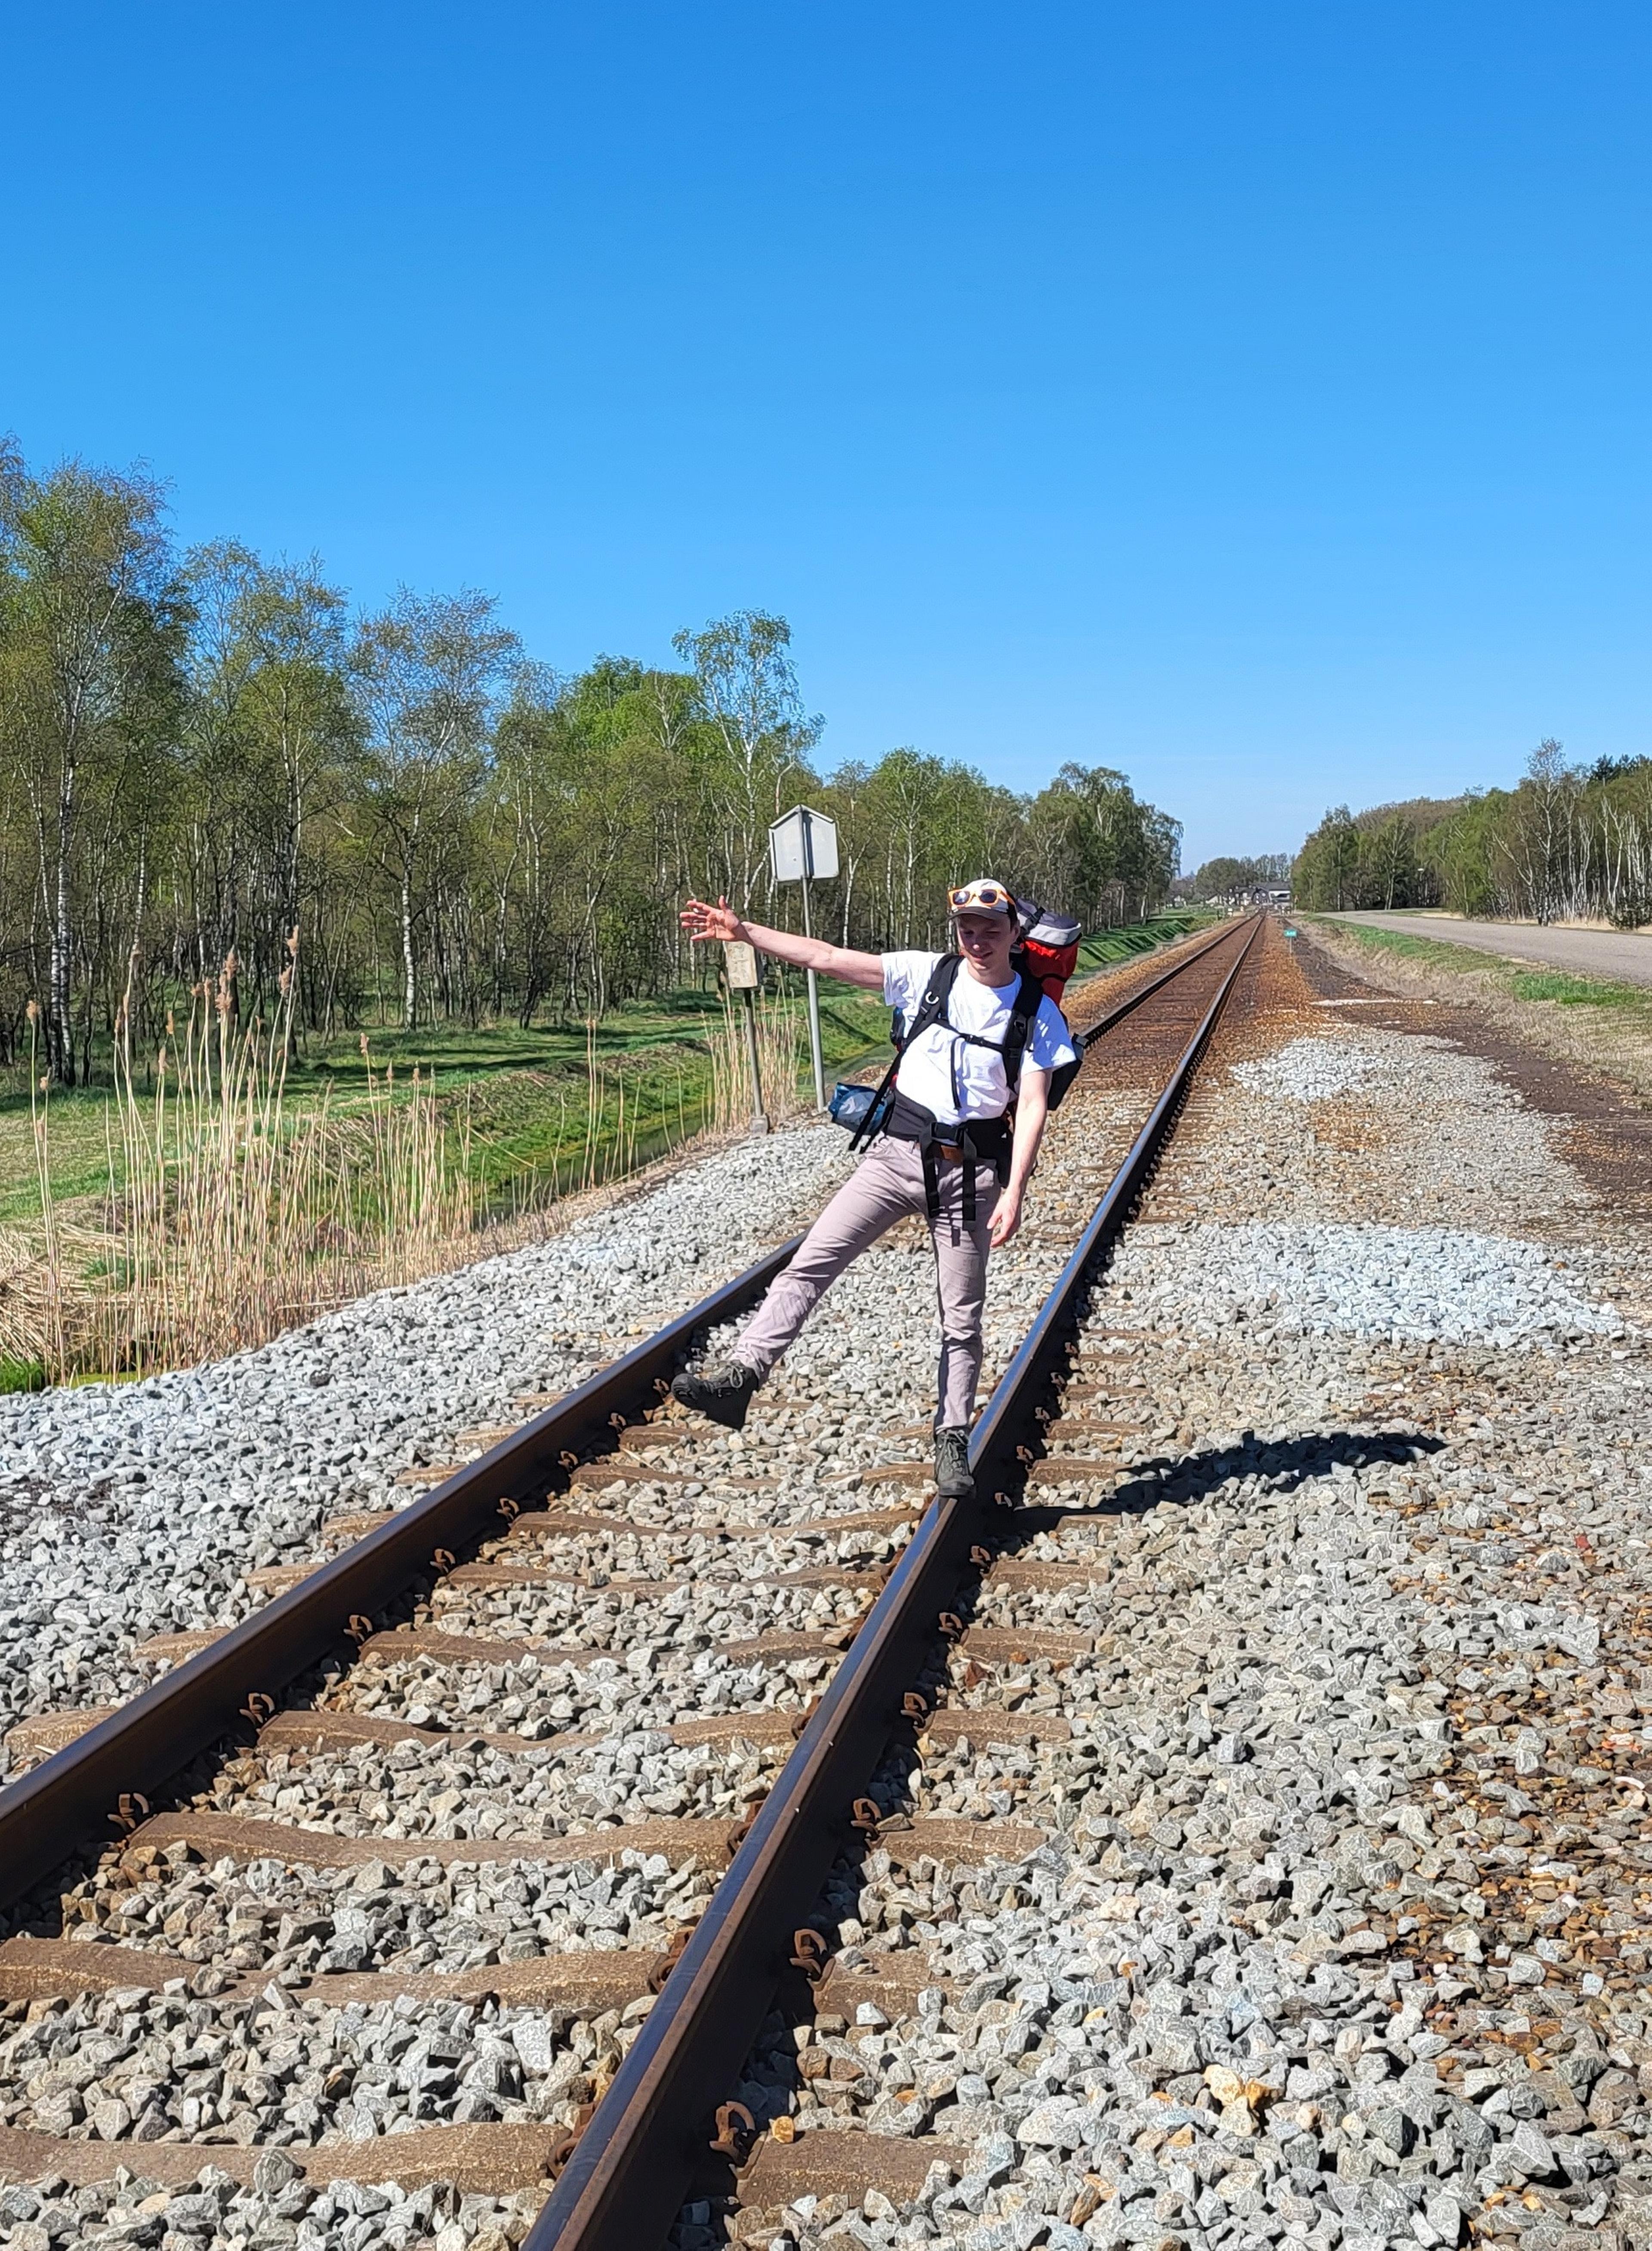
top-left (849, 954), bottom-right (961, 1154)
top-left (902, 951), bottom-right (963, 1044)
top-left (999, 970), bottom-right (1042, 1093)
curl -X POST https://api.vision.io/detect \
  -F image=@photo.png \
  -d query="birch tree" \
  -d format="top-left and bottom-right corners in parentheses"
top-left (672, 609), bottom-right (822, 907)
top-left (0, 450), bottom-right (187, 1081)
top-left (349, 589), bottom-right (518, 1029)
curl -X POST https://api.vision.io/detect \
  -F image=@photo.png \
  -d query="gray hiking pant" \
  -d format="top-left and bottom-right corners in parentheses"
top-left (731, 1137), bottom-right (999, 1428)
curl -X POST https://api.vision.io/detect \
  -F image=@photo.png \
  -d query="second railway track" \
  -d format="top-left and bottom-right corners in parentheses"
top-left (0, 915), bottom-right (1263, 2247)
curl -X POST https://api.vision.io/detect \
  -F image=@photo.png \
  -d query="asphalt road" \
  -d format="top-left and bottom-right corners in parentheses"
top-left (1325, 911), bottom-right (1652, 988)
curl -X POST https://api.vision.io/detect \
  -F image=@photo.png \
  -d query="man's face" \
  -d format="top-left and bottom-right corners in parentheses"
top-left (954, 911), bottom-right (1014, 978)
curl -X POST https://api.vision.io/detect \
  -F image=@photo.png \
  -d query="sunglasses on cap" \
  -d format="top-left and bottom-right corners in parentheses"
top-left (948, 881), bottom-right (1014, 912)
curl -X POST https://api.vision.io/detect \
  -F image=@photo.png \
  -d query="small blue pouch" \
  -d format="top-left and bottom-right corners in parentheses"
top-left (829, 1081), bottom-right (890, 1136)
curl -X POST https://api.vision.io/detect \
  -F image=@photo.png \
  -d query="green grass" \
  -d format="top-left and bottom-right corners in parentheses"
top-left (1073, 913), bottom-right (1209, 974)
top-left (0, 981), bottom-right (896, 1229)
top-left (1304, 921), bottom-right (1480, 974)
top-left (0, 1357), bottom-right (46, 1395)
top-left (1306, 917), bottom-right (1652, 1016)
top-left (0, 918), bottom-right (1197, 1231)
top-left (449, 983), bottom-right (894, 1208)
top-left (1507, 970), bottom-right (1650, 1008)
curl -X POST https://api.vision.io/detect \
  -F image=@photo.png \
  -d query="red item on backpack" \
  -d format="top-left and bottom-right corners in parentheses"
top-left (1013, 903), bottom-right (1082, 1006)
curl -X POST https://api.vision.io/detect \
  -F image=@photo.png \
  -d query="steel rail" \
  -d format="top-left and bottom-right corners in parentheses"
top-left (1078, 912), bottom-right (1251, 1041)
top-left (0, 916), bottom-right (1243, 1914)
top-left (528, 913), bottom-right (1263, 2251)
top-left (0, 1245), bottom-right (800, 1911)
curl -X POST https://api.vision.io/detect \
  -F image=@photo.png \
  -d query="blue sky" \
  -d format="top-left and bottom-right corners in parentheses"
top-left (7, 3), bottom-right (1652, 868)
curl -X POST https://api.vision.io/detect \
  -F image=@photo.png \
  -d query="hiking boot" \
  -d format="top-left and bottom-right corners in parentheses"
top-left (671, 1358), bottom-right (761, 1429)
top-left (934, 1425), bottom-right (975, 1500)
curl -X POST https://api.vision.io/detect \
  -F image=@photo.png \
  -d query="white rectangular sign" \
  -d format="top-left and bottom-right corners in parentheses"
top-left (769, 805), bottom-right (839, 884)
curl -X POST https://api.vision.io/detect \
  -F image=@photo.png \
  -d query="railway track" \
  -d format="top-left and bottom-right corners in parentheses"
top-left (0, 914), bottom-right (1263, 2248)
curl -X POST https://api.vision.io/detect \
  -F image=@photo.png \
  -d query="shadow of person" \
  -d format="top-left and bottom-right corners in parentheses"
top-left (1011, 1425), bottom-right (1446, 1536)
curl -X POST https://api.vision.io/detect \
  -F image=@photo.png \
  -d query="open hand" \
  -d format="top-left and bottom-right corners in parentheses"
top-left (988, 1186), bottom-right (1023, 1250)
top-left (681, 895), bottom-right (747, 945)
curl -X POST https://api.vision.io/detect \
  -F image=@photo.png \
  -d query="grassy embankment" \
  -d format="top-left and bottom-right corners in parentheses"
top-left (0, 914), bottom-right (1204, 1390)
top-left (0, 993), bottom-right (848, 1232)
top-left (1304, 915), bottom-right (1652, 1100)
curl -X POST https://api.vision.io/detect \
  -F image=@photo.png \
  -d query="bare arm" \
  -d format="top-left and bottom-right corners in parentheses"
top-left (989, 1065), bottom-right (1050, 1250)
top-left (680, 896), bottom-right (886, 992)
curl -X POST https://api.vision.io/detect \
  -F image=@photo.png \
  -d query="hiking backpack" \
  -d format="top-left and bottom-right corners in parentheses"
top-left (1013, 901), bottom-right (1082, 1007)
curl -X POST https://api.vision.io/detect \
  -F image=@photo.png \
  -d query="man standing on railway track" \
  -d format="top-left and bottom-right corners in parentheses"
top-left (670, 881), bottom-right (1076, 1499)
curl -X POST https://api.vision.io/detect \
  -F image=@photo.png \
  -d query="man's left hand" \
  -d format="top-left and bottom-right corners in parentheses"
top-left (989, 1187), bottom-right (1023, 1250)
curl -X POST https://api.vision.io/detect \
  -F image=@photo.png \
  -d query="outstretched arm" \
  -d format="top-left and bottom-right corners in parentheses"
top-left (680, 896), bottom-right (886, 992)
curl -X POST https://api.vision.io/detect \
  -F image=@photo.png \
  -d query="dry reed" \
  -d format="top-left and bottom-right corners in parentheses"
top-left (3, 947), bottom-right (477, 1382)
top-left (0, 965), bottom-right (811, 1387)
top-left (0, 954), bottom-right (823, 1377)
top-left (706, 992), bottom-right (808, 1133)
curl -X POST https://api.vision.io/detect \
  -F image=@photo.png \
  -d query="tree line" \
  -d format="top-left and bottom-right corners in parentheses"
top-left (0, 441), bottom-right (1182, 1081)
top-left (1293, 741), bottom-right (1652, 925)
top-left (1181, 853), bottom-right (1291, 902)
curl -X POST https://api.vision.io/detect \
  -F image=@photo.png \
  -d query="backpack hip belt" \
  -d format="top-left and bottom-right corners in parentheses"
top-left (841, 948), bottom-right (1082, 1218)
top-left (881, 1092), bottom-right (1012, 1225)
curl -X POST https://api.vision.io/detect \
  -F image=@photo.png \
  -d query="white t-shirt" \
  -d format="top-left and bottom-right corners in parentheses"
top-left (882, 951), bottom-right (1078, 1127)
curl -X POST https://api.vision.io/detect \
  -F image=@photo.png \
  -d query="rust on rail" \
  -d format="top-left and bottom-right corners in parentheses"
top-left (0, 1240), bottom-right (803, 1910)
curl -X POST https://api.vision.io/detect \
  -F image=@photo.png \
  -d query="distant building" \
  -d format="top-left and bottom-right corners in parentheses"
top-left (1203, 883), bottom-right (1292, 912)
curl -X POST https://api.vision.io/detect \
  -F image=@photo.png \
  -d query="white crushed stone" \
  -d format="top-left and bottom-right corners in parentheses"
top-left (1230, 1033), bottom-right (1382, 1102)
top-left (0, 1125), bottom-right (852, 1745)
top-left (1113, 1221), bottom-right (1626, 1349)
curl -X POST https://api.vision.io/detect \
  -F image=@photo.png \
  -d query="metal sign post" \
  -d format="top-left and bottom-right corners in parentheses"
top-left (768, 806), bottom-right (839, 1113)
top-left (722, 940), bottom-right (769, 1134)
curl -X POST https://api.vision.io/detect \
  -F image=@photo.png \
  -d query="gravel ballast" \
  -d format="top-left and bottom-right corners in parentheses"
top-left (8, 929), bottom-right (1652, 2251)
top-left (0, 1129), bottom-right (855, 1749)
top-left (63, 1843), bottom-right (718, 1974)
top-left (1110, 1221), bottom-right (1624, 1351)
top-left (703, 941), bottom-right (1652, 2251)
